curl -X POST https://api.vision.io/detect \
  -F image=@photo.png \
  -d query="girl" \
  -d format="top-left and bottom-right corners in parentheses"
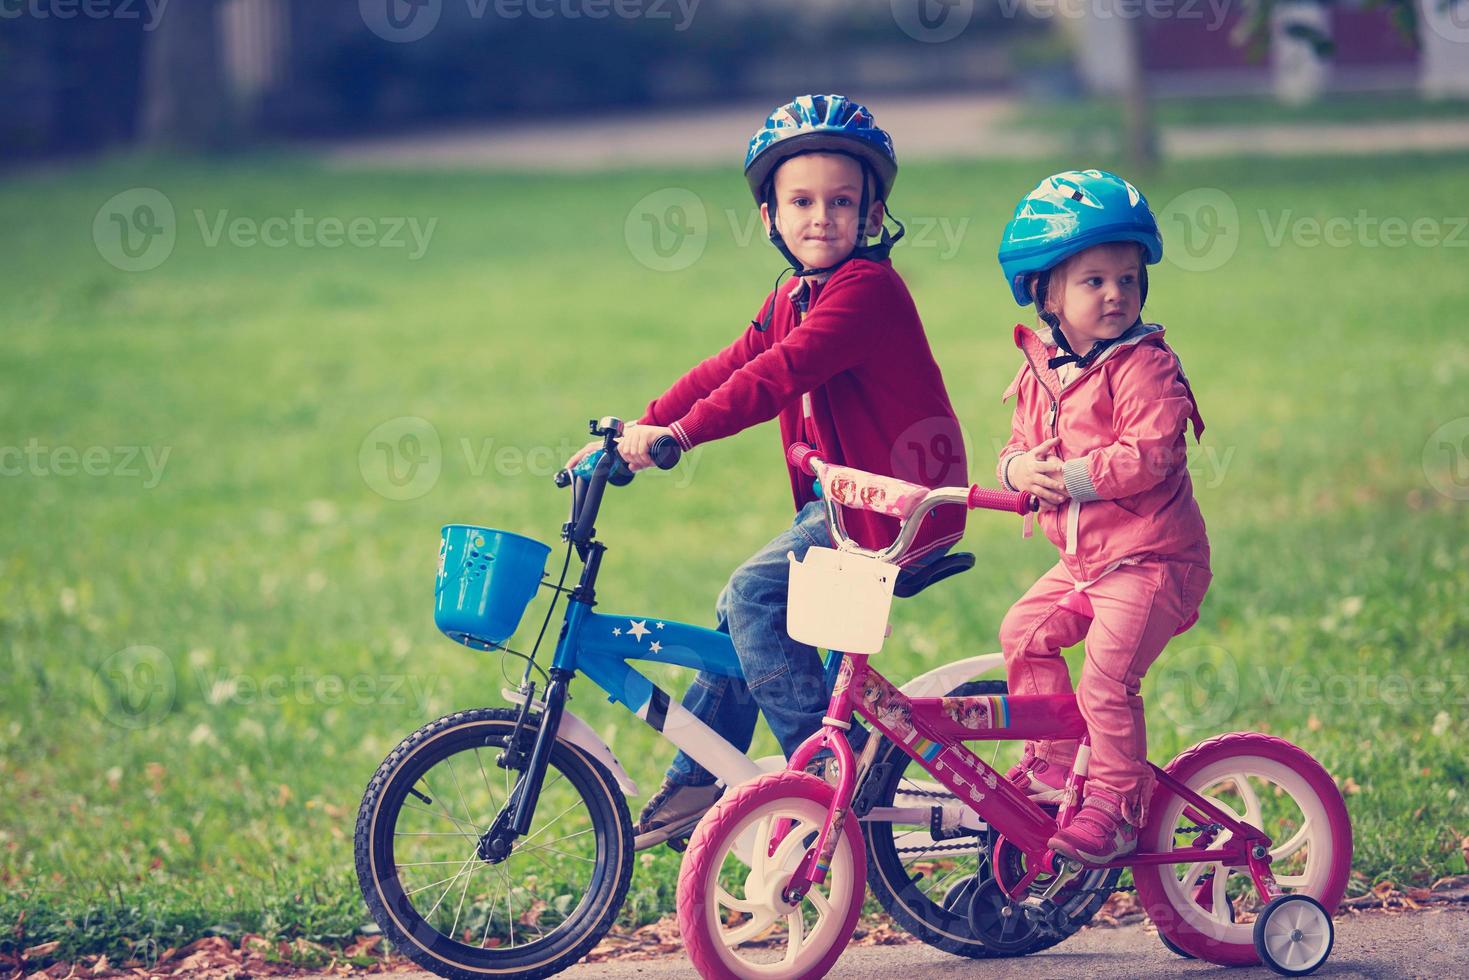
top-left (993, 170), bottom-right (1211, 863)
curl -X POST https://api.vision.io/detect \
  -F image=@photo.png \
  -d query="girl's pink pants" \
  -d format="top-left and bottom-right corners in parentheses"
top-left (1000, 558), bottom-right (1211, 826)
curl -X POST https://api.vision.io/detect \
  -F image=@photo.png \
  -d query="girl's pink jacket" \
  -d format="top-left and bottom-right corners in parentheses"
top-left (998, 322), bottom-right (1209, 581)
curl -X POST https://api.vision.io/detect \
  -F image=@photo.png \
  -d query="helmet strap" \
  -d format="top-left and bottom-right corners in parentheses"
top-left (1037, 268), bottom-right (1146, 371)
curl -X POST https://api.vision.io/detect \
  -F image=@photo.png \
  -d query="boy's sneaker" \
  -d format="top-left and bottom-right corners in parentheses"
top-left (633, 778), bottom-right (723, 850)
top-left (1047, 786), bottom-right (1138, 864)
top-left (1005, 746), bottom-right (1067, 803)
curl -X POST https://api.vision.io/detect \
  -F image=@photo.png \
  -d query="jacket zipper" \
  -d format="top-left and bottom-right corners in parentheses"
top-left (1019, 344), bottom-right (1061, 438)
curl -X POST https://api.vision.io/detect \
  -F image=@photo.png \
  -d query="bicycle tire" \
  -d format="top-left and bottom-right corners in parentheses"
top-left (863, 680), bottom-right (1119, 958)
top-left (355, 708), bottom-right (633, 980)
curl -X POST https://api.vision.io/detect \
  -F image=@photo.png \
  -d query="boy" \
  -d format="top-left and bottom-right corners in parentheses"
top-left (569, 95), bottom-right (968, 848)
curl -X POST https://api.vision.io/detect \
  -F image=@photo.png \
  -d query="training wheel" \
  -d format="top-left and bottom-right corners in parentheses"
top-left (1253, 894), bottom-right (1333, 976)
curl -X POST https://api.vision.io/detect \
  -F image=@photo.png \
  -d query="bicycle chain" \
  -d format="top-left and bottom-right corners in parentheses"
top-left (890, 822), bottom-right (1226, 900)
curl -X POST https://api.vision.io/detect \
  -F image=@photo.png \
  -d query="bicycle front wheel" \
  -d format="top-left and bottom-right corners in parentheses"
top-left (677, 771), bottom-right (864, 980)
top-left (355, 708), bottom-right (633, 980)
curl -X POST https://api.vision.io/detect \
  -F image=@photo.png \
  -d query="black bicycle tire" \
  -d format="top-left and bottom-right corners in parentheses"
top-left (862, 680), bottom-right (1120, 958)
top-left (355, 708), bottom-right (633, 980)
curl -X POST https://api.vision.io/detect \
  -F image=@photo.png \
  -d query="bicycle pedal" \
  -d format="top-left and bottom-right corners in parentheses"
top-left (665, 834), bottom-right (691, 854)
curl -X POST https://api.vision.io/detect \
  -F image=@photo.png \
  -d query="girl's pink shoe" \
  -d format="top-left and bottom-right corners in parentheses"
top-left (1004, 746), bottom-right (1067, 803)
top-left (1048, 786), bottom-right (1138, 864)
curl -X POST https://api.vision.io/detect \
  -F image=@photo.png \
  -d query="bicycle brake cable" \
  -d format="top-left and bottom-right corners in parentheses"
top-left (515, 540), bottom-right (575, 690)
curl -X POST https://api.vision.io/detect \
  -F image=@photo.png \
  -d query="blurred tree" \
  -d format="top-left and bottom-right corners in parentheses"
top-left (141, 0), bottom-right (233, 149)
top-left (1094, 0), bottom-right (1468, 169)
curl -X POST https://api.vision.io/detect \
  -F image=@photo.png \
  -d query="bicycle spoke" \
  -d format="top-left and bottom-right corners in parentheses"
top-left (807, 886), bottom-right (832, 918)
top-left (474, 746), bottom-right (501, 809)
top-left (716, 886), bottom-right (763, 915)
top-left (450, 858), bottom-right (477, 940)
top-left (783, 908), bottom-right (804, 963)
top-left (422, 854), bottom-right (479, 917)
top-left (402, 803), bottom-right (482, 836)
top-left (514, 826), bottom-right (594, 857)
top-left (420, 774), bottom-right (481, 837)
top-left (516, 798), bottom-right (588, 848)
top-left (1232, 775), bottom-right (1263, 832)
top-left (493, 864), bottom-right (518, 949)
top-left (749, 815), bottom-right (772, 882)
top-left (479, 861), bottom-right (502, 949)
top-left (515, 842), bottom-right (596, 864)
top-left (404, 858), bottom-right (479, 898)
top-left (1272, 818), bottom-right (1313, 864)
top-left (447, 756), bottom-right (480, 834)
top-left (722, 910), bottom-right (776, 946)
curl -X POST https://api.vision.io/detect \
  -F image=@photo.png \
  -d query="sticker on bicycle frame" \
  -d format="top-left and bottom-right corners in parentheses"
top-left (831, 657), bottom-right (855, 699)
top-left (860, 673), bottom-right (913, 739)
top-left (941, 694), bottom-right (1011, 730)
top-left (930, 749), bottom-right (1000, 805)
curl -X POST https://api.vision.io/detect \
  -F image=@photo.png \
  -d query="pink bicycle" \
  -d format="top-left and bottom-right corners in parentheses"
top-left (675, 445), bottom-right (1352, 978)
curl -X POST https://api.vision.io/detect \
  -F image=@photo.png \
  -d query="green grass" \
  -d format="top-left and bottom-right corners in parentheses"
top-left (1, 147), bottom-right (1467, 963)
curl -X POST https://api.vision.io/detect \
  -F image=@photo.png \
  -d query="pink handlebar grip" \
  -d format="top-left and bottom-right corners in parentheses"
top-left (967, 485), bottom-right (1038, 514)
top-left (787, 442), bottom-right (823, 475)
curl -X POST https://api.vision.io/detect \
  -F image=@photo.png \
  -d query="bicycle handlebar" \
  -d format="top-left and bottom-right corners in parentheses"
top-left (555, 432), bottom-right (683, 545)
top-left (787, 442), bottom-right (1038, 516)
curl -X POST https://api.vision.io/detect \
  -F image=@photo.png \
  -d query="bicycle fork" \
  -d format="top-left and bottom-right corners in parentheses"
top-left (477, 669), bottom-right (572, 862)
top-left (780, 653), bottom-right (866, 901)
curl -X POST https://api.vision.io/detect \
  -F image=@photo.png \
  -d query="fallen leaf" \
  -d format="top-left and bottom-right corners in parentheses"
top-left (22, 941), bottom-right (60, 960)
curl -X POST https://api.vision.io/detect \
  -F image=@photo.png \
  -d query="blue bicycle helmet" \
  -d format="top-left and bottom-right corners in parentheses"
top-left (744, 94), bottom-right (898, 202)
top-left (997, 170), bottom-right (1163, 367)
top-left (743, 95), bottom-right (905, 308)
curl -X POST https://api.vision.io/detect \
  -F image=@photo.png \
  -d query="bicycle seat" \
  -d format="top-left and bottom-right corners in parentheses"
top-left (893, 552), bottom-right (975, 599)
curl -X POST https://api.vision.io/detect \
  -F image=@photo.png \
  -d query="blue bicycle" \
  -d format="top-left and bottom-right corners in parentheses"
top-left (354, 418), bottom-right (1014, 979)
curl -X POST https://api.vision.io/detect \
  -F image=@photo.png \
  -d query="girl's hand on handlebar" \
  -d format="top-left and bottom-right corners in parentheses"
top-left (616, 425), bottom-right (674, 472)
top-left (565, 439), bottom-right (603, 472)
top-left (1008, 437), bottom-right (1069, 509)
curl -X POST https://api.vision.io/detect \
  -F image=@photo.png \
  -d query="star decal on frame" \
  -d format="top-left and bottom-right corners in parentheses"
top-left (649, 641), bottom-right (662, 654)
top-left (627, 620), bottom-right (650, 642)
top-left (612, 628), bottom-right (622, 637)
top-left (655, 622), bottom-right (665, 630)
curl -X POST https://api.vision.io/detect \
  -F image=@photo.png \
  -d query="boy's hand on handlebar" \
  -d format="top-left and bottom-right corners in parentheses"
top-left (616, 425), bottom-right (674, 472)
top-left (1009, 437), bottom-right (1069, 509)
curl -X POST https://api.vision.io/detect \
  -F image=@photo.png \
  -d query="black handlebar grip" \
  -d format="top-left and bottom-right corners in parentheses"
top-left (554, 469), bottom-right (572, 488)
top-left (608, 457), bottom-right (635, 487)
top-left (650, 435), bottom-right (682, 470)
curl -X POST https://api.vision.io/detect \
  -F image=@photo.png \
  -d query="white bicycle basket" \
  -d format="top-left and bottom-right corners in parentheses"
top-left (786, 546), bottom-right (899, 654)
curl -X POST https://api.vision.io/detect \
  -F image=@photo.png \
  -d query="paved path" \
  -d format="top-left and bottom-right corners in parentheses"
top-left (305, 906), bottom-right (1466, 979)
top-left (548, 906), bottom-right (1468, 979)
top-left (319, 91), bottom-right (1469, 171)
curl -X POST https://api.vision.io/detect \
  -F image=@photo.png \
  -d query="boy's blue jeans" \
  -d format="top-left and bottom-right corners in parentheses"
top-left (667, 500), bottom-right (945, 787)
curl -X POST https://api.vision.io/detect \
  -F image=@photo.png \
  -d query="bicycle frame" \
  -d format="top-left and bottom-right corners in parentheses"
top-left (781, 654), bottom-right (1285, 906)
top-left (491, 421), bottom-right (1005, 850)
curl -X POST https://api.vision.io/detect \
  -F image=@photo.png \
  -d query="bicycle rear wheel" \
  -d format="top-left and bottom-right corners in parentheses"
top-left (863, 680), bottom-right (1117, 957)
top-left (355, 708), bottom-right (633, 980)
top-left (1133, 733), bottom-right (1351, 968)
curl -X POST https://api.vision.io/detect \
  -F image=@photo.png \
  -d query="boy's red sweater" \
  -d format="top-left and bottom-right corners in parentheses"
top-left (642, 258), bottom-right (967, 563)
